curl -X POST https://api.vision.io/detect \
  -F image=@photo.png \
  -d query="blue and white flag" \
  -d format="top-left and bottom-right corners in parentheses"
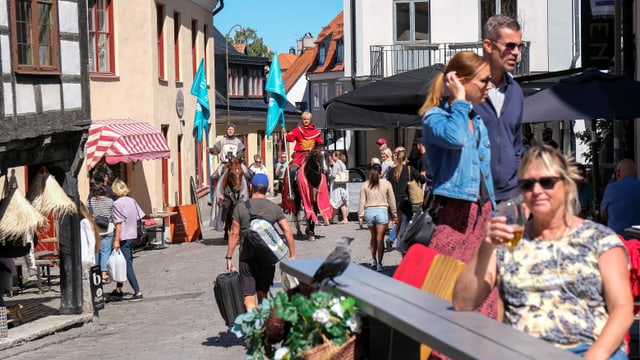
top-left (190, 58), bottom-right (210, 142)
top-left (265, 54), bottom-right (288, 137)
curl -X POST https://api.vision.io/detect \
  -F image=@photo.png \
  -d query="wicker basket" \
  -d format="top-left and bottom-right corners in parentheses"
top-left (302, 335), bottom-right (363, 360)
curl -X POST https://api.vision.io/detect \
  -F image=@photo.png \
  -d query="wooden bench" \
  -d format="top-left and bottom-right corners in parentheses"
top-left (280, 258), bottom-right (579, 360)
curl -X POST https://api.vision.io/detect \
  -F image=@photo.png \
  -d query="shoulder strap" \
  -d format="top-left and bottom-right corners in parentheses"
top-left (406, 165), bottom-right (412, 181)
top-left (244, 199), bottom-right (255, 219)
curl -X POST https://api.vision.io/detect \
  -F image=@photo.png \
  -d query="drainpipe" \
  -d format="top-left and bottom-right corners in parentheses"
top-left (569, 0), bottom-right (581, 68)
top-left (350, 0), bottom-right (357, 90)
top-left (212, 0), bottom-right (224, 16)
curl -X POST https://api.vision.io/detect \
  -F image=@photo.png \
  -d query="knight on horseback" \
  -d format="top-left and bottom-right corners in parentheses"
top-left (282, 112), bottom-right (332, 240)
top-left (209, 123), bottom-right (250, 186)
top-left (283, 112), bottom-right (323, 183)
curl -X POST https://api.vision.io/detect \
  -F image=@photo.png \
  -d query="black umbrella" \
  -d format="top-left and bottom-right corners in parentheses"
top-left (523, 68), bottom-right (640, 123)
top-left (324, 64), bottom-right (445, 129)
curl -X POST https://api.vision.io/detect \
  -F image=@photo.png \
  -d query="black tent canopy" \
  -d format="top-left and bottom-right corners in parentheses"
top-left (324, 64), bottom-right (445, 129)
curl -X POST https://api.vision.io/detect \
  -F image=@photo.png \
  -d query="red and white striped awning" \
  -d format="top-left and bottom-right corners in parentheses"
top-left (85, 119), bottom-right (170, 170)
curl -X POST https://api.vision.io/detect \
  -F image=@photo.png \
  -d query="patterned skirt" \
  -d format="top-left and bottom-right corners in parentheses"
top-left (428, 197), bottom-right (499, 319)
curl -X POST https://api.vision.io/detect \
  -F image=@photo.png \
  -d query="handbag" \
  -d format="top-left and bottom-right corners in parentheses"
top-left (398, 209), bottom-right (436, 254)
top-left (407, 167), bottom-right (424, 205)
top-left (334, 169), bottom-right (349, 184)
top-left (107, 249), bottom-right (127, 282)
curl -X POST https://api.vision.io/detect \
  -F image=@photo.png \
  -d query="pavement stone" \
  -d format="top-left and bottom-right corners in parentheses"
top-left (0, 203), bottom-right (404, 360)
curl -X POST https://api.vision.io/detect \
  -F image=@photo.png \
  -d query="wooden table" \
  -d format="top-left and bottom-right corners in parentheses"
top-left (148, 212), bottom-right (177, 248)
top-left (281, 258), bottom-right (579, 359)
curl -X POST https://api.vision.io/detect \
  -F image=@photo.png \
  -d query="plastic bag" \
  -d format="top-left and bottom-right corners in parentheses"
top-left (107, 249), bottom-right (127, 282)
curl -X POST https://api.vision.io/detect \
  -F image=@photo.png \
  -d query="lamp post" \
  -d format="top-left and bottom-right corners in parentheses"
top-left (225, 24), bottom-right (243, 126)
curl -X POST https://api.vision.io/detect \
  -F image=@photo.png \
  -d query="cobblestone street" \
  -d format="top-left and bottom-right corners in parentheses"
top-left (0, 214), bottom-right (402, 360)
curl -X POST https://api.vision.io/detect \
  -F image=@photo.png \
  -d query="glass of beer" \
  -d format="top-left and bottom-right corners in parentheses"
top-left (497, 200), bottom-right (524, 249)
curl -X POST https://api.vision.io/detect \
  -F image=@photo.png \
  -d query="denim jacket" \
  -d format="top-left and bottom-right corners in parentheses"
top-left (422, 100), bottom-right (496, 210)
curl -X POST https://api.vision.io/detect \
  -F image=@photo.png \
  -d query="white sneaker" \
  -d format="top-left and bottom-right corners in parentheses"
top-left (371, 259), bottom-right (377, 269)
top-left (376, 263), bottom-right (383, 272)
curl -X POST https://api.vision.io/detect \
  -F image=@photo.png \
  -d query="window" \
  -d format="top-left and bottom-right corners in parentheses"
top-left (321, 83), bottom-right (328, 106)
top-left (248, 69), bottom-right (263, 97)
top-left (318, 43), bottom-right (326, 65)
top-left (88, 0), bottom-right (113, 74)
top-left (336, 40), bottom-right (344, 64)
top-left (191, 19), bottom-right (197, 75)
top-left (173, 11), bottom-right (180, 81)
top-left (312, 83), bottom-right (320, 109)
top-left (156, 3), bottom-right (165, 79)
top-left (394, 1), bottom-right (429, 43)
top-left (335, 82), bottom-right (343, 97)
top-left (11, 0), bottom-right (60, 73)
top-left (481, 0), bottom-right (517, 32)
top-left (229, 68), bottom-right (244, 96)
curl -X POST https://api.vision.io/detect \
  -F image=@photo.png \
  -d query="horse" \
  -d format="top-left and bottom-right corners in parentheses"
top-left (281, 146), bottom-right (331, 241)
top-left (210, 158), bottom-right (249, 240)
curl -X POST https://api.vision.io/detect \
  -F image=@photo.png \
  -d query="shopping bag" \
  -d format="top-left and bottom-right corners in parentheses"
top-left (388, 223), bottom-right (397, 243)
top-left (107, 249), bottom-right (127, 282)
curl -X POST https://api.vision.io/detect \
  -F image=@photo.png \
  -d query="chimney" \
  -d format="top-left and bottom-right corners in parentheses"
top-left (302, 32), bottom-right (314, 50)
top-left (289, 46), bottom-right (296, 55)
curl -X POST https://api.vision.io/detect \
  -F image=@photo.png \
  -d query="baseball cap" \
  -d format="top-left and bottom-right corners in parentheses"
top-left (376, 138), bottom-right (387, 145)
top-left (370, 157), bottom-right (381, 165)
top-left (543, 127), bottom-right (553, 134)
top-left (251, 173), bottom-right (269, 190)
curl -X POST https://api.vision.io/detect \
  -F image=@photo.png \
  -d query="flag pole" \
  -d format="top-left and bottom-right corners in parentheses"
top-left (205, 125), bottom-right (213, 204)
top-left (281, 126), bottom-right (294, 200)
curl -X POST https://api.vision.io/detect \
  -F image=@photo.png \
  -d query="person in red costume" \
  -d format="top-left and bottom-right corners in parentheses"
top-left (283, 111), bottom-right (323, 168)
top-left (281, 112), bottom-right (331, 235)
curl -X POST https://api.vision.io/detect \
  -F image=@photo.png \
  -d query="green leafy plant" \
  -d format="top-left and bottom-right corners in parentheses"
top-left (232, 290), bottom-right (362, 360)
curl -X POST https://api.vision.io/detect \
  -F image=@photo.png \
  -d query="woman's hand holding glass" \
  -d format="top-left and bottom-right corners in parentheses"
top-left (496, 201), bottom-right (524, 249)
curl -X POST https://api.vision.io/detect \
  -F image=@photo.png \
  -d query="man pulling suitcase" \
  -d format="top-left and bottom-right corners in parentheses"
top-left (223, 174), bottom-right (296, 311)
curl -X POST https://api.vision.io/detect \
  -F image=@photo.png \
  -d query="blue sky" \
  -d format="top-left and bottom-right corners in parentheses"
top-left (214, 0), bottom-right (343, 55)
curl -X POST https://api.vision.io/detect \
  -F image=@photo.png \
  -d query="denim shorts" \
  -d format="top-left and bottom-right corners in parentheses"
top-left (364, 208), bottom-right (389, 227)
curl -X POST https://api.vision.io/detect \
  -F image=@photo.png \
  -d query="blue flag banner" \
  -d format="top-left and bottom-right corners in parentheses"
top-left (265, 54), bottom-right (288, 137)
top-left (190, 58), bottom-right (210, 142)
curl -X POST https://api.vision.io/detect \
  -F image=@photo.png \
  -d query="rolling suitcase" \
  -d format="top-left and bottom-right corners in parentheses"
top-left (214, 271), bottom-right (245, 327)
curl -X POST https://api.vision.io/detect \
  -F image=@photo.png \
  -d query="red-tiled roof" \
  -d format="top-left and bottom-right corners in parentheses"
top-left (233, 43), bottom-right (245, 54)
top-left (283, 47), bottom-right (316, 92)
top-left (282, 11), bottom-right (344, 92)
top-left (308, 12), bottom-right (344, 74)
top-left (278, 53), bottom-right (298, 72)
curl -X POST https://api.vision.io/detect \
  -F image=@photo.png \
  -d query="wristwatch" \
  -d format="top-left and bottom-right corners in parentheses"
top-left (225, 255), bottom-right (232, 260)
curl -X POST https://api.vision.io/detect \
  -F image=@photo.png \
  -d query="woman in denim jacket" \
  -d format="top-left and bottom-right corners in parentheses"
top-left (420, 51), bottom-right (498, 319)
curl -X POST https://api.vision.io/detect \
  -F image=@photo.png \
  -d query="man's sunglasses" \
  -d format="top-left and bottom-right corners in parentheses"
top-left (517, 176), bottom-right (562, 191)
top-left (491, 40), bottom-right (526, 53)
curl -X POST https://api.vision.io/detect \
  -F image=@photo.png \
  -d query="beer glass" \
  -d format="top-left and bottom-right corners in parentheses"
top-left (497, 200), bottom-right (524, 249)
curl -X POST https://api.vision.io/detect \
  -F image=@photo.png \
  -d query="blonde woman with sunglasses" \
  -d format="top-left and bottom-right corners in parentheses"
top-left (454, 145), bottom-right (633, 359)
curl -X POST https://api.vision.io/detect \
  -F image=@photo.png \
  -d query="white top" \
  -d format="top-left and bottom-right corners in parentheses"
top-left (80, 218), bottom-right (96, 264)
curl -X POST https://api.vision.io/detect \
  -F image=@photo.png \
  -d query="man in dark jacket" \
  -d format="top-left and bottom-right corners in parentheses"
top-left (474, 14), bottom-right (524, 203)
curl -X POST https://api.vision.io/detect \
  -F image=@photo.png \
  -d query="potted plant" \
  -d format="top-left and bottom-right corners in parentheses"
top-left (232, 290), bottom-right (363, 360)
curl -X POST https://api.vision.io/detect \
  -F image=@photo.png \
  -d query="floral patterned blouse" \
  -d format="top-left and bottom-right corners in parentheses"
top-left (496, 220), bottom-right (626, 350)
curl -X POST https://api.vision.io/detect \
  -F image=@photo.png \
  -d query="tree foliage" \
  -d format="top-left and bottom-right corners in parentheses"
top-left (230, 27), bottom-right (274, 60)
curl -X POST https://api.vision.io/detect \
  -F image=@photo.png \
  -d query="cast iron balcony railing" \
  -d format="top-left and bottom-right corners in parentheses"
top-left (370, 41), bottom-right (530, 78)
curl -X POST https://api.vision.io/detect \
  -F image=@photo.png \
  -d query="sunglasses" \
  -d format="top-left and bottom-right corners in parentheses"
top-left (491, 40), bottom-right (526, 53)
top-left (517, 176), bottom-right (562, 191)
top-left (479, 76), bottom-right (492, 86)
